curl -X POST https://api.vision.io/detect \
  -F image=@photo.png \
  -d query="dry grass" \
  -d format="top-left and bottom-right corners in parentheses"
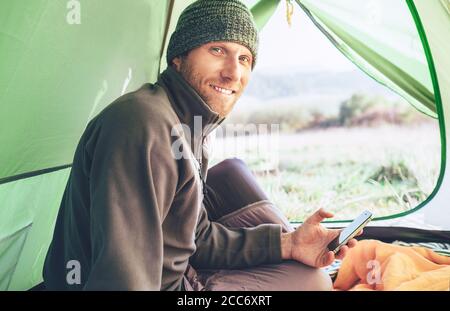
top-left (209, 123), bottom-right (441, 221)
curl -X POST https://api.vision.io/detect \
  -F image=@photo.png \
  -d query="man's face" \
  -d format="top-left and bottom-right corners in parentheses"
top-left (172, 41), bottom-right (253, 118)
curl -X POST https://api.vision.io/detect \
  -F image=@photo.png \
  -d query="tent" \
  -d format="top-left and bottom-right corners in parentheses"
top-left (0, 0), bottom-right (449, 291)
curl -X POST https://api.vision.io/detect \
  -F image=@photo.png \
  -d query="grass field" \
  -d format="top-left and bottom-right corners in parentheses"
top-left (209, 122), bottom-right (441, 222)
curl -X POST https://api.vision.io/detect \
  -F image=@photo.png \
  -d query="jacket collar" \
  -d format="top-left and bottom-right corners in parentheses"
top-left (157, 66), bottom-right (225, 140)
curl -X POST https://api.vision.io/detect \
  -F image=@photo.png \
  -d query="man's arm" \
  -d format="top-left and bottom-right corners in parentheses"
top-left (190, 207), bottom-right (361, 270)
top-left (281, 232), bottom-right (293, 260)
top-left (189, 206), bottom-right (283, 269)
top-left (82, 105), bottom-right (178, 290)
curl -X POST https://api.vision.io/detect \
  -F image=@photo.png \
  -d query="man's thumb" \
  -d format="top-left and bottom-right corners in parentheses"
top-left (306, 208), bottom-right (334, 225)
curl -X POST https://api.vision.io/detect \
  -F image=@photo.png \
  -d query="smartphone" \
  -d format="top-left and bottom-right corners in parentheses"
top-left (327, 210), bottom-right (373, 254)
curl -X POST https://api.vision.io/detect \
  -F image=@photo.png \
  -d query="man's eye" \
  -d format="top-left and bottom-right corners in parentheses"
top-left (211, 47), bottom-right (223, 54)
top-left (240, 56), bottom-right (250, 63)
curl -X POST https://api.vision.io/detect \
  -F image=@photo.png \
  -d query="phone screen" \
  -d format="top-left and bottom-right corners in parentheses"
top-left (327, 210), bottom-right (372, 254)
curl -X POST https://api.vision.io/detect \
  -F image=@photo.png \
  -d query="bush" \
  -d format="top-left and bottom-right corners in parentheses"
top-left (226, 104), bottom-right (311, 133)
top-left (250, 106), bottom-right (311, 132)
top-left (338, 94), bottom-right (434, 127)
top-left (339, 93), bottom-right (377, 126)
top-left (226, 93), bottom-right (434, 134)
top-left (369, 161), bottom-right (417, 184)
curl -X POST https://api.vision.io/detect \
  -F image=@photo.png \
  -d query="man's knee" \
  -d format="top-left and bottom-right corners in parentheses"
top-left (210, 157), bottom-right (247, 180)
top-left (281, 261), bottom-right (333, 291)
top-left (202, 261), bottom-right (333, 291)
top-left (300, 266), bottom-right (333, 291)
top-left (206, 157), bottom-right (269, 215)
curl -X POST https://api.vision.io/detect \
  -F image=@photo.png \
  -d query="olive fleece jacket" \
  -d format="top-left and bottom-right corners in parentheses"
top-left (43, 66), bottom-right (282, 290)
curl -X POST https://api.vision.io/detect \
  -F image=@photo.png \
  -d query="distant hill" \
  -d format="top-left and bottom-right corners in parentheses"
top-left (243, 69), bottom-right (397, 101)
top-left (235, 69), bottom-right (409, 117)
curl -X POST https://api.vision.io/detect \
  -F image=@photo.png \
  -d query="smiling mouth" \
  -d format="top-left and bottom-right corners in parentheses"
top-left (209, 83), bottom-right (236, 95)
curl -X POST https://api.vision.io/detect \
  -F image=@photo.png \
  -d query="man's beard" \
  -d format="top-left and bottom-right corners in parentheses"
top-left (178, 61), bottom-right (214, 108)
top-left (177, 60), bottom-right (242, 119)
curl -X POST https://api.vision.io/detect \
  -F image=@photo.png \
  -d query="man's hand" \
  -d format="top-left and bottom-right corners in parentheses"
top-left (281, 208), bottom-right (361, 268)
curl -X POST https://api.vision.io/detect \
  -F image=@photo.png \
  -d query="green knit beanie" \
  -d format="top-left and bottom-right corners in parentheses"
top-left (167, 0), bottom-right (259, 69)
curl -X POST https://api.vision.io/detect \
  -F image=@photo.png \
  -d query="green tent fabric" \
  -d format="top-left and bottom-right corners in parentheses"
top-left (0, 0), bottom-right (279, 291)
top-left (0, 0), bottom-right (175, 290)
top-left (0, 0), bottom-right (448, 290)
top-left (405, 0), bottom-right (449, 229)
top-left (297, 0), bottom-right (436, 117)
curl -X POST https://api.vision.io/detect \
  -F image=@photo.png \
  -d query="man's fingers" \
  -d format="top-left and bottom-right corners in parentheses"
top-left (335, 245), bottom-right (349, 260)
top-left (330, 229), bottom-right (342, 239)
top-left (322, 251), bottom-right (335, 267)
top-left (305, 208), bottom-right (334, 225)
top-left (347, 238), bottom-right (358, 248)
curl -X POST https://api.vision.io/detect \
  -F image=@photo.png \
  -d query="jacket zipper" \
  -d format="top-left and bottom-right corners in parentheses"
top-left (197, 135), bottom-right (208, 196)
top-left (196, 115), bottom-right (222, 199)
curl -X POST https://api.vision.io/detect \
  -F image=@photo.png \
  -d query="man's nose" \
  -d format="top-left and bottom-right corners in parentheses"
top-left (220, 57), bottom-right (241, 83)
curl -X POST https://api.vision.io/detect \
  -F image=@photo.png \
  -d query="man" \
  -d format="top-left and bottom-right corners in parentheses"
top-left (43, 0), bottom-right (358, 290)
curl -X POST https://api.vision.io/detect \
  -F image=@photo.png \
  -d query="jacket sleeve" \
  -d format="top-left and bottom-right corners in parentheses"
top-left (189, 206), bottom-right (282, 269)
top-left (82, 106), bottom-right (178, 290)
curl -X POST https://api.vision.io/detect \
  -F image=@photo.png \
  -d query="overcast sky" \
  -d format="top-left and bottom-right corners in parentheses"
top-left (247, 1), bottom-right (355, 73)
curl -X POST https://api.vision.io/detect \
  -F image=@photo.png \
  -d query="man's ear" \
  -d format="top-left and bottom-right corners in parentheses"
top-left (172, 57), bottom-right (182, 72)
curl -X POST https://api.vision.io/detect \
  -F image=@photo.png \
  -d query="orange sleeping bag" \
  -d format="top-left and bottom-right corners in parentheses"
top-left (333, 239), bottom-right (450, 290)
